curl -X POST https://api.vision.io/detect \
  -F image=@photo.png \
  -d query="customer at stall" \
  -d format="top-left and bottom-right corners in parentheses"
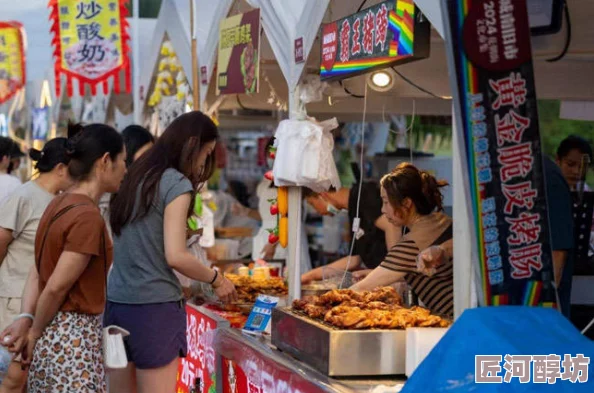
top-left (99, 125), bottom-right (155, 237)
top-left (351, 163), bottom-right (454, 317)
top-left (7, 141), bottom-right (25, 179)
top-left (2, 123), bottom-right (126, 392)
top-left (301, 182), bottom-right (401, 284)
top-left (0, 137), bottom-right (21, 203)
top-left (0, 138), bottom-right (72, 393)
top-left (106, 111), bottom-right (237, 393)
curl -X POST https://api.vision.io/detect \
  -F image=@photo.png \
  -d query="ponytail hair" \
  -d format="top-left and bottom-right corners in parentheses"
top-left (380, 162), bottom-right (448, 215)
top-left (66, 122), bottom-right (124, 181)
top-left (29, 137), bottom-right (70, 173)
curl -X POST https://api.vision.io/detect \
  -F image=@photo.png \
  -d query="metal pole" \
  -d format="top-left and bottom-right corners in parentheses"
top-left (132, 0), bottom-right (141, 124)
top-left (190, 0), bottom-right (200, 111)
top-left (287, 87), bottom-right (302, 302)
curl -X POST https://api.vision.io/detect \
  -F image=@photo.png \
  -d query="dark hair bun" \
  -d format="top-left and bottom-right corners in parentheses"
top-left (29, 148), bottom-right (43, 162)
top-left (67, 122), bottom-right (84, 139)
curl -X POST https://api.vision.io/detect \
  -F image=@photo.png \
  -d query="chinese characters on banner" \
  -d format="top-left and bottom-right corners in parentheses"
top-left (320, 0), bottom-right (429, 81)
top-left (442, 0), bottom-right (556, 306)
top-left (0, 21), bottom-right (26, 105)
top-left (176, 305), bottom-right (219, 393)
top-left (217, 9), bottom-right (260, 95)
top-left (48, 0), bottom-right (131, 97)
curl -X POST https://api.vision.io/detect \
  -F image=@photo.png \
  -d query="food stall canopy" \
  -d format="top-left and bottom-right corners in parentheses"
top-left (246, 0), bottom-right (331, 95)
top-left (403, 307), bottom-right (594, 392)
top-left (209, 0), bottom-right (594, 121)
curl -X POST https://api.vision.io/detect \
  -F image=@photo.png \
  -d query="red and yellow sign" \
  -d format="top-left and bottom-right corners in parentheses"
top-left (48, 0), bottom-right (131, 96)
top-left (0, 21), bottom-right (26, 105)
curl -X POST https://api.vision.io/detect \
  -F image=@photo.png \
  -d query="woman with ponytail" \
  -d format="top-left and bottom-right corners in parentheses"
top-left (0, 138), bottom-right (72, 393)
top-left (1, 123), bottom-right (126, 392)
top-left (351, 162), bottom-right (454, 317)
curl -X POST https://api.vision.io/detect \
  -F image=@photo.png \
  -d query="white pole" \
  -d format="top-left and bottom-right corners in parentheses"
top-left (132, 0), bottom-right (141, 124)
top-left (287, 87), bottom-right (302, 302)
top-left (452, 110), bottom-right (475, 318)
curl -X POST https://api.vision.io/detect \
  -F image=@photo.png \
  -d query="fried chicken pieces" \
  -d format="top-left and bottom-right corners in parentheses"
top-left (292, 287), bottom-right (450, 330)
top-left (225, 274), bottom-right (288, 303)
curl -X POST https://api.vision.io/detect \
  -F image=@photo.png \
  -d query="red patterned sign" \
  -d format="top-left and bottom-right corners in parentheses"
top-left (176, 305), bottom-right (218, 393)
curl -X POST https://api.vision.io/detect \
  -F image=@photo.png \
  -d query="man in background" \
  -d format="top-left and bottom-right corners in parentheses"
top-left (0, 138), bottom-right (21, 203)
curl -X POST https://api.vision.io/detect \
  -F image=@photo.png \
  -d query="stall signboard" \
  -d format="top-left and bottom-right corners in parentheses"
top-left (48, 0), bottom-right (131, 97)
top-left (442, 0), bottom-right (556, 307)
top-left (0, 21), bottom-right (26, 105)
top-left (320, 0), bottom-right (430, 81)
top-left (221, 355), bottom-right (327, 393)
top-left (217, 9), bottom-right (260, 95)
top-left (176, 305), bottom-right (219, 393)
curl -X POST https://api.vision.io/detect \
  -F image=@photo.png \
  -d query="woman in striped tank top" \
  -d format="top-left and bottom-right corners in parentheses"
top-left (351, 163), bottom-right (454, 317)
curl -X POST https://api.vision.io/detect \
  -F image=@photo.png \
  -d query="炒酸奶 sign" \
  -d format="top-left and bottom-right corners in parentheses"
top-left (320, 0), bottom-right (429, 81)
top-left (48, 0), bottom-right (131, 96)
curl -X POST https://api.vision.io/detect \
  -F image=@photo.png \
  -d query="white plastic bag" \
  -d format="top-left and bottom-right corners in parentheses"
top-left (272, 118), bottom-right (341, 192)
top-left (103, 326), bottom-right (130, 369)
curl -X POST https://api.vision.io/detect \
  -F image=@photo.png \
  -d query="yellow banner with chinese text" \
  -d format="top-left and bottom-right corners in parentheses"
top-left (0, 22), bottom-right (26, 105)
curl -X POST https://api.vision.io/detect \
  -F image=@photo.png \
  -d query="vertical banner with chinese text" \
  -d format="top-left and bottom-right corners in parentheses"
top-left (442, 0), bottom-right (556, 307)
top-left (48, 0), bottom-right (131, 97)
top-left (217, 9), bottom-right (260, 95)
top-left (0, 21), bottom-right (26, 105)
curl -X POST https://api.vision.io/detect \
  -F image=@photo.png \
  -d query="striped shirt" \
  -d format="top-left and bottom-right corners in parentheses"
top-left (380, 212), bottom-right (453, 317)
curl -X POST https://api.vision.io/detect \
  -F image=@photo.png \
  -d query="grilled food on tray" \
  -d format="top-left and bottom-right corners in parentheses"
top-left (226, 273), bottom-right (288, 303)
top-left (292, 287), bottom-right (450, 329)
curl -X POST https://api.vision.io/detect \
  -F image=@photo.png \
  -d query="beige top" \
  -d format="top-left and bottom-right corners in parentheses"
top-left (0, 181), bottom-right (54, 298)
top-left (380, 212), bottom-right (453, 316)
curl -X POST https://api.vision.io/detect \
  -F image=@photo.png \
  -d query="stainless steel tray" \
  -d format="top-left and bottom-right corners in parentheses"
top-left (271, 307), bottom-right (406, 377)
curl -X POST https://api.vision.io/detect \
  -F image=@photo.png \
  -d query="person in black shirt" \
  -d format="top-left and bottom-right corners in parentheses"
top-left (301, 182), bottom-right (401, 284)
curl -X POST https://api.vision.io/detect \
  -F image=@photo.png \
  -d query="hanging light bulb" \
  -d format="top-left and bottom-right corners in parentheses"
top-left (368, 69), bottom-right (395, 92)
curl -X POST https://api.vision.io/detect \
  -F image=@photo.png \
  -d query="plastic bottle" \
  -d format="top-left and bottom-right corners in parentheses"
top-left (0, 345), bottom-right (12, 383)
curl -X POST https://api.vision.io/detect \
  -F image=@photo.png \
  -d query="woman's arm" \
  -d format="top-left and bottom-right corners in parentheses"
top-left (301, 255), bottom-right (361, 284)
top-left (164, 194), bottom-right (237, 302)
top-left (350, 267), bottom-right (406, 291)
top-left (0, 227), bottom-right (13, 266)
top-left (0, 266), bottom-right (39, 353)
top-left (22, 251), bottom-right (91, 364)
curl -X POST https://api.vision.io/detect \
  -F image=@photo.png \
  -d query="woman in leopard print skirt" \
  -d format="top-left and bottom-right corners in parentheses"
top-left (16, 123), bottom-right (125, 392)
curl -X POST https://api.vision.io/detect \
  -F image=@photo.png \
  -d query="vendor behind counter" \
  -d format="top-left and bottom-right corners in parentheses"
top-left (302, 182), bottom-right (400, 283)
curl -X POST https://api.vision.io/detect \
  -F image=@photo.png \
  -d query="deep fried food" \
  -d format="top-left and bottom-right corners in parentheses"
top-left (225, 274), bottom-right (288, 303)
top-left (292, 286), bottom-right (450, 330)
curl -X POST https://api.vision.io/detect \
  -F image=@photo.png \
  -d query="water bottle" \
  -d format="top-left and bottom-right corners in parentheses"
top-left (0, 345), bottom-right (12, 384)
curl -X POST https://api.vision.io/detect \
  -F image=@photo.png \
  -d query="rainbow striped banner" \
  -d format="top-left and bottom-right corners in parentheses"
top-left (442, 0), bottom-right (557, 309)
top-left (320, 0), bottom-right (429, 81)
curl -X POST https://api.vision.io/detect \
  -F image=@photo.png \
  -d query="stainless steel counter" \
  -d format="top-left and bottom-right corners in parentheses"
top-left (213, 327), bottom-right (406, 393)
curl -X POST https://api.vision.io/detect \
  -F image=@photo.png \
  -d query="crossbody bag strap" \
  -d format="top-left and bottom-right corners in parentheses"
top-left (36, 203), bottom-right (89, 272)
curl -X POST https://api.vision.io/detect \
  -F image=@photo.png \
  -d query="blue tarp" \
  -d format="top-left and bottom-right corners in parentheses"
top-left (402, 307), bottom-right (594, 392)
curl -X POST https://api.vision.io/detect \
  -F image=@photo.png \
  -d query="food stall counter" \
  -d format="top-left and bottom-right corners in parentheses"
top-left (213, 326), bottom-right (407, 393)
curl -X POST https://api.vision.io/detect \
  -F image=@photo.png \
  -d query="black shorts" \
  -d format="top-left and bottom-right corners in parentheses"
top-left (103, 300), bottom-right (187, 369)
